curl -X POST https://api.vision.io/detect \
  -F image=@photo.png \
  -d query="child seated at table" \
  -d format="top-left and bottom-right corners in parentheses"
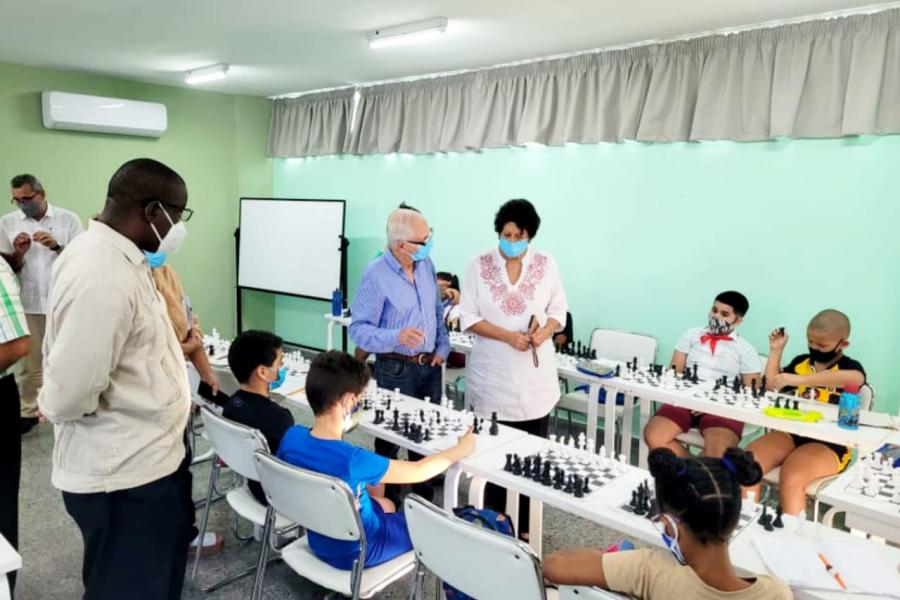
top-left (543, 447), bottom-right (791, 600)
top-left (277, 350), bottom-right (475, 570)
top-left (745, 309), bottom-right (866, 515)
top-left (644, 291), bottom-right (762, 458)
top-left (224, 330), bottom-right (296, 504)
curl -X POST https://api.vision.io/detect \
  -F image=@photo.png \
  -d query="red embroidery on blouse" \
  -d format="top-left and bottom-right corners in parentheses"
top-left (479, 253), bottom-right (548, 316)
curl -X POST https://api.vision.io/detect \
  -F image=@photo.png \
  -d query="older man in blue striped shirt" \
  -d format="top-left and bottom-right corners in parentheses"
top-left (350, 205), bottom-right (449, 498)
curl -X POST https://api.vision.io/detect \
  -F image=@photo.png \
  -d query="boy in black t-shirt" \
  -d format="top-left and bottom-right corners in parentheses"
top-left (223, 330), bottom-right (295, 504)
top-left (745, 309), bottom-right (866, 515)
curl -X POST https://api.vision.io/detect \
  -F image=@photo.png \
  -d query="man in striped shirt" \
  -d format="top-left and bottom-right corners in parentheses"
top-left (350, 205), bottom-right (450, 500)
top-left (0, 257), bottom-right (31, 594)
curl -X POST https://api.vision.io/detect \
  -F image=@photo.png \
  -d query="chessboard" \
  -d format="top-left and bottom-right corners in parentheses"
top-left (501, 433), bottom-right (631, 499)
top-left (842, 453), bottom-right (900, 506)
top-left (617, 480), bottom-right (763, 541)
top-left (361, 383), bottom-right (496, 445)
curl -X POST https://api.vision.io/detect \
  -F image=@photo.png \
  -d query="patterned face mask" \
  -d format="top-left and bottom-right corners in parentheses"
top-left (707, 316), bottom-right (735, 336)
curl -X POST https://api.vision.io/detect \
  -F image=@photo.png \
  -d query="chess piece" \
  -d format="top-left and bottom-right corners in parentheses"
top-left (541, 462), bottom-right (553, 486)
top-left (617, 454), bottom-right (629, 474)
top-left (489, 412), bottom-right (499, 436)
top-left (864, 478), bottom-right (880, 497)
top-left (774, 397), bottom-right (781, 409)
top-left (564, 475), bottom-right (575, 494)
top-left (773, 505), bottom-right (784, 529)
top-left (553, 469), bottom-right (564, 490)
top-left (758, 504), bottom-right (772, 529)
top-left (615, 364), bottom-right (621, 377)
top-left (504, 454), bottom-right (513, 472)
top-left (574, 476), bottom-right (584, 498)
top-left (512, 455), bottom-right (522, 476)
top-left (582, 476), bottom-right (591, 494)
top-left (423, 428), bottom-right (432, 442)
top-left (792, 399), bottom-right (799, 411)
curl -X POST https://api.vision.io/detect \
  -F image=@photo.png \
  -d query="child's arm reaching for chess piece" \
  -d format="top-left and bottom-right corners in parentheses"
top-left (380, 429), bottom-right (476, 485)
top-left (544, 448), bottom-right (792, 600)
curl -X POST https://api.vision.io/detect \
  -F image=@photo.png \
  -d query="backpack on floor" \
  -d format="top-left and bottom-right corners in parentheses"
top-left (442, 506), bottom-right (516, 600)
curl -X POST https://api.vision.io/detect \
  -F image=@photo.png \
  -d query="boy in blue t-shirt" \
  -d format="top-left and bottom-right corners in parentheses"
top-left (278, 350), bottom-right (475, 570)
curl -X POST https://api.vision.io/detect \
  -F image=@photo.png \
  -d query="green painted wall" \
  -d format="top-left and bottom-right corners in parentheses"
top-left (273, 137), bottom-right (900, 415)
top-left (0, 62), bottom-right (274, 336)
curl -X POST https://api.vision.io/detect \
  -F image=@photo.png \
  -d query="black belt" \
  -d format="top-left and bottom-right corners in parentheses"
top-left (378, 352), bottom-right (434, 365)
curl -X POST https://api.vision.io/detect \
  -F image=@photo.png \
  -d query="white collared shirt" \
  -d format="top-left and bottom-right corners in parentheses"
top-left (675, 326), bottom-right (762, 382)
top-left (39, 220), bottom-right (190, 494)
top-left (0, 203), bottom-right (84, 314)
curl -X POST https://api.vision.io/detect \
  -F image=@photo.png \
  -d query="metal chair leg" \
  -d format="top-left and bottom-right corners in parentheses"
top-left (191, 460), bottom-right (219, 581)
top-left (250, 508), bottom-right (275, 600)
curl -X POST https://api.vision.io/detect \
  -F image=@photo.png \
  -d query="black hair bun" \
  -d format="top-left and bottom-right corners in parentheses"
top-left (723, 447), bottom-right (763, 486)
top-left (648, 448), bottom-right (687, 481)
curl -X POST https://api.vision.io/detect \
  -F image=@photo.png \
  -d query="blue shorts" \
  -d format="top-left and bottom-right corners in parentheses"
top-left (314, 500), bottom-right (413, 570)
top-left (364, 501), bottom-right (413, 568)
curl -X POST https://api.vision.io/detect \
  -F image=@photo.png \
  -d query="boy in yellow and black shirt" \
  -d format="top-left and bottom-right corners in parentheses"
top-left (745, 309), bottom-right (866, 515)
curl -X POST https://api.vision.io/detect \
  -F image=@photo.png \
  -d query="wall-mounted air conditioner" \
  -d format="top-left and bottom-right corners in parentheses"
top-left (41, 91), bottom-right (167, 138)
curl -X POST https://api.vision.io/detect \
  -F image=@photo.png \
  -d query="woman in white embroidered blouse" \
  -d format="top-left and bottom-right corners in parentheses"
top-left (459, 199), bottom-right (568, 537)
top-left (460, 199), bottom-right (568, 425)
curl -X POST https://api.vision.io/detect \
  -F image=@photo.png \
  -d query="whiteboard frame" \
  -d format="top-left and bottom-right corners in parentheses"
top-left (236, 197), bottom-right (347, 303)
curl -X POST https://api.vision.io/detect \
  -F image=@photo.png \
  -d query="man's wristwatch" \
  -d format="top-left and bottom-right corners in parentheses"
top-left (51, 243), bottom-right (62, 252)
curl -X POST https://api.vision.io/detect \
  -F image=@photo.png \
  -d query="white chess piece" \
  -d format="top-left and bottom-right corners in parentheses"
top-left (891, 484), bottom-right (900, 505)
top-left (549, 434), bottom-right (557, 446)
top-left (617, 454), bottom-right (628, 474)
top-left (848, 466), bottom-right (865, 490)
top-left (864, 478), bottom-right (880, 497)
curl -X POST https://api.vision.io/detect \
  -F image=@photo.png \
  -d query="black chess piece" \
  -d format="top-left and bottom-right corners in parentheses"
top-left (541, 462), bottom-right (553, 486)
top-left (504, 454), bottom-right (513, 472)
top-left (423, 428), bottom-right (432, 442)
top-left (774, 397), bottom-right (781, 409)
top-left (732, 376), bottom-right (742, 393)
top-left (758, 504), bottom-right (772, 530)
top-left (472, 416), bottom-right (481, 435)
top-left (792, 399), bottom-right (799, 411)
top-left (582, 476), bottom-right (591, 494)
top-left (590, 349), bottom-right (597, 360)
top-left (773, 505), bottom-right (784, 528)
top-left (386, 399), bottom-right (392, 411)
top-left (630, 489), bottom-right (640, 510)
top-left (392, 409), bottom-right (401, 431)
top-left (419, 409), bottom-right (426, 422)
top-left (403, 421), bottom-right (410, 437)
top-left (692, 364), bottom-right (699, 382)
top-left (512, 455), bottom-right (522, 476)
top-left (553, 468), bottom-right (564, 490)
top-left (778, 327), bottom-right (785, 336)
top-left (574, 476), bottom-right (584, 498)
top-left (615, 364), bottom-right (621, 377)
top-left (489, 411), bottom-right (499, 436)
top-left (760, 375), bottom-right (767, 392)
top-left (206, 344), bottom-right (214, 356)
top-left (532, 459), bottom-right (543, 482)
top-left (523, 456), bottom-right (532, 477)
top-left (564, 475), bottom-right (575, 494)
top-left (576, 341), bottom-right (582, 356)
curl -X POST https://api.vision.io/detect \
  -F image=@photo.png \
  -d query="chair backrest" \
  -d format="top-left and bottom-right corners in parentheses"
top-left (859, 383), bottom-right (875, 411)
top-left (200, 406), bottom-right (269, 481)
top-left (558, 585), bottom-right (630, 600)
top-left (254, 451), bottom-right (363, 542)
top-left (404, 495), bottom-right (546, 600)
top-left (589, 328), bottom-right (658, 365)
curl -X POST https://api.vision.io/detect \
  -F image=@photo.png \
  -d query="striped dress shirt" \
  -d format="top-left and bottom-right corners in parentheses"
top-left (0, 258), bottom-right (29, 376)
top-left (350, 250), bottom-right (449, 358)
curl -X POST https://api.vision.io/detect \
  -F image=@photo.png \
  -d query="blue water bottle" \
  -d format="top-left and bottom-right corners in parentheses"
top-left (838, 384), bottom-right (860, 430)
top-left (331, 288), bottom-right (342, 317)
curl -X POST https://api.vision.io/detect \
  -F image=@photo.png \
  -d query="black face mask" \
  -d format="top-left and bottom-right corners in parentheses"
top-left (808, 340), bottom-right (843, 365)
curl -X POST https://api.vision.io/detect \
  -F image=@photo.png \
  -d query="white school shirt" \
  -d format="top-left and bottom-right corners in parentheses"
top-left (459, 247), bottom-right (568, 421)
top-left (0, 203), bottom-right (84, 314)
top-left (675, 326), bottom-right (762, 382)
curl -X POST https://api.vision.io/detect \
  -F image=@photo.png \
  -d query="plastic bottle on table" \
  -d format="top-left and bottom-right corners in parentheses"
top-left (837, 383), bottom-right (861, 430)
top-left (331, 288), bottom-right (343, 316)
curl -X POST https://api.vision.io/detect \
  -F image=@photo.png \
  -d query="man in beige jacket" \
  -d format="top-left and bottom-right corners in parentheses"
top-left (39, 158), bottom-right (192, 599)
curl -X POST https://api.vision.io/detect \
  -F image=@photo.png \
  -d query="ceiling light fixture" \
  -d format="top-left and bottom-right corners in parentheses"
top-left (367, 17), bottom-right (448, 49)
top-left (184, 63), bottom-right (229, 85)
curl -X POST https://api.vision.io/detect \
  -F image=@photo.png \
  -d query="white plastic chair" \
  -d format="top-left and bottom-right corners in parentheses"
top-left (253, 451), bottom-right (416, 600)
top-left (193, 407), bottom-right (295, 596)
top-left (404, 494), bottom-right (548, 600)
top-left (555, 328), bottom-right (658, 438)
top-left (763, 384), bottom-right (875, 522)
top-left (558, 585), bottom-right (630, 599)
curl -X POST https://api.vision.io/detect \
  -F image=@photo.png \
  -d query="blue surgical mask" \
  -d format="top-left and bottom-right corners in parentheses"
top-left (143, 250), bottom-right (167, 269)
top-left (499, 238), bottom-right (528, 258)
top-left (411, 236), bottom-right (433, 262)
top-left (653, 514), bottom-right (687, 565)
top-left (268, 366), bottom-right (287, 391)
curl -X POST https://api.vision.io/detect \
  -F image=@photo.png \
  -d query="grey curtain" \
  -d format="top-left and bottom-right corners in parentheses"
top-left (270, 9), bottom-right (900, 157)
top-left (267, 89), bottom-right (355, 157)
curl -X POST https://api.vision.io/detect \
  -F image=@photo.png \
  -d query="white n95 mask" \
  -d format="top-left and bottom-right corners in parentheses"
top-left (151, 205), bottom-right (188, 254)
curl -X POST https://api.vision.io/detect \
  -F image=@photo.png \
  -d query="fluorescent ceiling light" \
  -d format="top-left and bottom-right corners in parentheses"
top-left (368, 17), bottom-right (448, 49)
top-left (184, 63), bottom-right (229, 85)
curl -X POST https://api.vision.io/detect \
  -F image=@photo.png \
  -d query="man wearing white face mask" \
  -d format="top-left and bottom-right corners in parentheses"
top-left (39, 158), bottom-right (194, 599)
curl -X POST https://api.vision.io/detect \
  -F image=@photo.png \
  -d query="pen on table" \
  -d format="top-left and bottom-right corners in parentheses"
top-left (817, 553), bottom-right (847, 590)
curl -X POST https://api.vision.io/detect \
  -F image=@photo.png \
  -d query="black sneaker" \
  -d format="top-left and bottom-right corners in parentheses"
top-left (19, 416), bottom-right (39, 435)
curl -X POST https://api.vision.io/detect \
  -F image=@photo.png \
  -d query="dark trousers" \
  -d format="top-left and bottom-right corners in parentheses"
top-left (484, 414), bottom-right (550, 537)
top-left (373, 358), bottom-right (443, 500)
top-left (0, 375), bottom-right (20, 594)
top-left (63, 449), bottom-right (193, 600)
